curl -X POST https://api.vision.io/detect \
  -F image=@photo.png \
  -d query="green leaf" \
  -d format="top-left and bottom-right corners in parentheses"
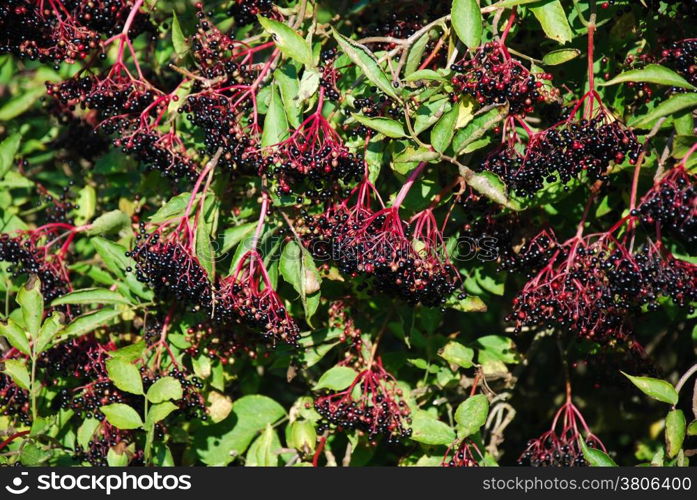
top-left (452, 0), bottom-right (483, 49)
top-left (74, 185), bottom-right (96, 226)
top-left (404, 69), bottom-right (447, 83)
top-left (17, 276), bottom-right (43, 338)
top-left (0, 320), bottom-right (30, 356)
top-left (262, 84), bottom-right (289, 147)
top-left (258, 16), bottom-right (314, 68)
top-left (439, 341), bottom-right (474, 368)
top-left (77, 418), bottom-right (100, 448)
top-left (445, 294), bottom-right (487, 312)
top-left (20, 443), bottom-right (51, 466)
top-left (665, 409), bottom-right (686, 458)
top-left (297, 68), bottom-right (321, 105)
top-left (314, 366), bottom-right (358, 391)
top-left (194, 395), bottom-right (286, 465)
top-left (146, 401), bottom-right (179, 427)
top-left (195, 213), bottom-right (215, 276)
top-left (687, 420), bottom-right (697, 436)
top-left (275, 64), bottom-right (301, 128)
top-left (405, 32), bottom-right (430, 77)
top-left (0, 133), bottom-right (21, 178)
top-left (106, 447), bottom-right (130, 466)
top-left (280, 240), bottom-right (322, 322)
top-left (171, 11), bottom-right (188, 60)
top-left (331, 29), bottom-right (399, 100)
top-left (629, 93), bottom-right (697, 128)
top-left (530, 0), bottom-right (574, 45)
top-left (220, 222), bottom-right (256, 255)
top-left (621, 372), bottom-right (678, 405)
top-left (86, 210), bottom-right (130, 236)
top-left (601, 64), bottom-right (695, 90)
top-left (542, 48), bottom-right (581, 65)
top-left (101, 403), bottom-right (143, 430)
top-left (106, 357), bottom-right (144, 395)
top-left (51, 288), bottom-right (133, 307)
top-left (34, 311), bottom-right (64, 354)
top-left (146, 376), bottom-right (183, 404)
top-left (246, 425), bottom-right (281, 466)
top-left (452, 106), bottom-right (506, 154)
top-left (410, 410), bottom-right (456, 445)
top-left (286, 420), bottom-right (317, 452)
top-left (59, 308), bottom-right (122, 340)
top-left (580, 439), bottom-right (617, 466)
top-left (454, 394), bottom-right (489, 438)
top-left (91, 237), bottom-right (152, 300)
top-left (0, 86), bottom-right (44, 121)
top-left (352, 114), bottom-right (405, 138)
top-left (149, 192), bottom-right (194, 222)
top-left (477, 335), bottom-right (519, 364)
top-left (431, 103), bottom-right (459, 153)
top-left (3, 359), bottom-right (30, 390)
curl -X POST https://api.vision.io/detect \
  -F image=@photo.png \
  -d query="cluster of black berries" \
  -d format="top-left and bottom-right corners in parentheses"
top-left (498, 229), bottom-right (558, 276)
top-left (508, 235), bottom-right (697, 344)
top-left (216, 251), bottom-right (301, 346)
top-left (0, 371), bottom-right (30, 425)
top-left (442, 439), bottom-right (481, 467)
top-left (483, 117), bottom-right (641, 197)
top-left (141, 367), bottom-right (207, 420)
top-left (299, 202), bottom-right (462, 307)
top-left (36, 185), bottom-right (77, 225)
top-left (51, 116), bottom-right (110, 161)
top-left (74, 423), bottom-right (144, 466)
top-left (39, 334), bottom-right (115, 381)
top-left (115, 132), bottom-right (199, 181)
top-left (660, 39), bottom-right (697, 90)
top-left (0, 0), bottom-right (151, 66)
top-left (227, 0), bottom-right (275, 27)
top-left (181, 93), bottom-right (264, 176)
top-left (0, 233), bottom-right (71, 303)
top-left (315, 361), bottom-right (412, 444)
top-left (451, 43), bottom-right (551, 116)
top-left (636, 166), bottom-right (696, 246)
top-left (130, 235), bottom-right (213, 312)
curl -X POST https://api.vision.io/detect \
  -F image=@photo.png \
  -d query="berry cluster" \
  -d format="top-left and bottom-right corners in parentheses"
top-left (442, 439), bottom-right (482, 467)
top-left (0, 229), bottom-right (72, 303)
top-left (0, 0), bottom-right (151, 66)
top-left (451, 42), bottom-right (552, 116)
top-left (74, 422), bottom-right (143, 466)
top-left (660, 39), bottom-right (697, 89)
top-left (518, 398), bottom-right (605, 467)
top-left (315, 358), bottom-right (412, 444)
top-left (637, 164), bottom-right (696, 246)
top-left (227, 0), bottom-right (275, 27)
top-left (483, 113), bottom-right (641, 197)
top-left (141, 367), bottom-right (207, 420)
top-left (0, 370), bottom-right (30, 425)
top-left (216, 250), bottom-right (301, 346)
top-left (508, 231), bottom-right (697, 344)
top-left (268, 96), bottom-right (363, 200)
top-left (39, 334), bottom-right (116, 381)
top-left (299, 182), bottom-right (462, 307)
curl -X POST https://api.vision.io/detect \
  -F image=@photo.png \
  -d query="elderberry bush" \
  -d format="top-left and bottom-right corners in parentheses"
top-left (0, 0), bottom-right (695, 469)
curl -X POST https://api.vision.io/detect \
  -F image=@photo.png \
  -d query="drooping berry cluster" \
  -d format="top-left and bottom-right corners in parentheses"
top-left (227, 0), bottom-right (276, 27)
top-left (0, 0), bottom-right (152, 65)
top-left (660, 39), bottom-right (697, 90)
top-left (442, 439), bottom-right (482, 467)
top-left (216, 250), bottom-right (301, 346)
top-left (636, 164), bottom-right (696, 246)
top-left (299, 182), bottom-right (462, 307)
top-left (518, 398), bottom-right (605, 467)
top-left (315, 358), bottom-right (412, 444)
top-left (74, 421), bottom-right (143, 466)
top-left (0, 229), bottom-right (73, 303)
top-left (39, 334), bottom-right (116, 380)
top-left (0, 368), bottom-right (30, 425)
top-left (451, 42), bottom-right (552, 116)
top-left (482, 113), bottom-right (641, 197)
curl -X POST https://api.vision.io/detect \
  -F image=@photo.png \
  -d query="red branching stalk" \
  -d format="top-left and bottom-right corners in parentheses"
top-left (518, 394), bottom-right (605, 467)
top-left (314, 357), bottom-right (412, 444)
top-left (442, 439), bottom-right (483, 467)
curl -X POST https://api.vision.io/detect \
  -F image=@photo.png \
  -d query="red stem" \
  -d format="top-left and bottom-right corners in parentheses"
top-left (0, 431), bottom-right (29, 451)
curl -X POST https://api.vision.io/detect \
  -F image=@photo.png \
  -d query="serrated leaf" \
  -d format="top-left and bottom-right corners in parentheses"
top-left (0, 320), bottom-right (30, 356)
top-left (18, 276), bottom-right (43, 338)
top-left (75, 185), bottom-right (96, 226)
top-left (275, 64), bottom-right (301, 128)
top-left (296, 68), bottom-right (321, 105)
top-left (332, 29), bottom-right (399, 100)
top-left (530, 0), bottom-right (574, 44)
top-left (280, 240), bottom-right (322, 322)
top-left (220, 222), bottom-right (256, 255)
top-left (101, 403), bottom-right (143, 430)
top-left (580, 439), bottom-right (617, 466)
top-left (259, 16), bottom-right (314, 68)
top-left (454, 394), bottom-right (489, 438)
top-left (314, 366), bottom-right (358, 391)
top-left (171, 11), bottom-right (188, 59)
top-left (146, 401), bottom-right (179, 427)
top-left (410, 410), bottom-right (455, 445)
top-left (445, 294), bottom-right (487, 312)
top-left (246, 425), bottom-right (281, 466)
top-left (622, 372), bottom-right (678, 405)
top-left (439, 341), bottom-right (474, 368)
top-left (34, 311), bottom-right (64, 354)
top-left (542, 48), bottom-right (581, 65)
top-left (0, 86), bottom-right (44, 121)
top-left (352, 114), bottom-right (405, 138)
top-left (601, 64), bottom-right (695, 90)
top-left (51, 288), bottom-right (133, 307)
top-left (666, 409), bottom-right (686, 458)
top-left (149, 192), bottom-right (195, 223)
top-left (262, 84), bottom-right (289, 147)
top-left (146, 376), bottom-right (183, 404)
top-left (405, 32), bottom-right (430, 76)
top-left (629, 93), bottom-right (697, 128)
top-left (452, 0), bottom-right (483, 49)
top-left (106, 358), bottom-right (144, 395)
top-left (431, 103), bottom-right (459, 153)
top-left (77, 418), bottom-right (100, 448)
top-left (3, 359), bottom-right (30, 390)
top-left (687, 420), bottom-right (697, 436)
top-left (59, 308), bottom-right (122, 340)
top-left (0, 133), bottom-right (21, 178)
top-left (86, 210), bottom-right (130, 236)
